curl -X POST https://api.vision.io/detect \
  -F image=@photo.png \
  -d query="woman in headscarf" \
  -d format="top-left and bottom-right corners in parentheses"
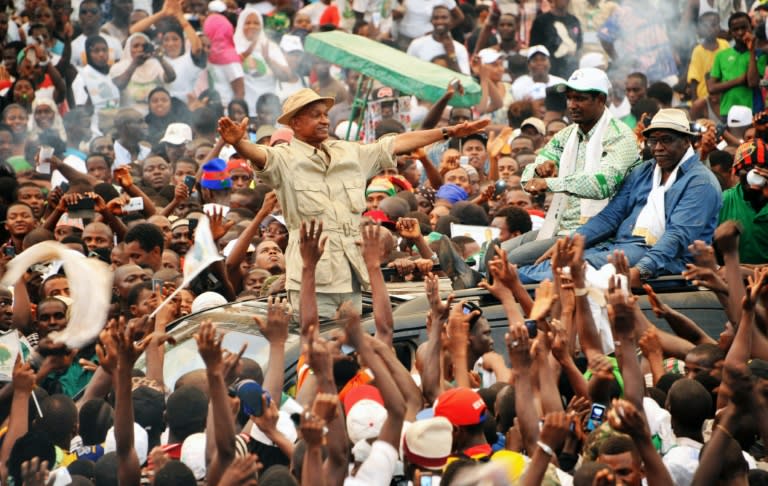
top-left (109, 32), bottom-right (176, 113)
top-left (72, 35), bottom-right (121, 135)
top-left (144, 86), bottom-right (191, 146)
top-left (233, 7), bottom-right (296, 113)
top-left (203, 12), bottom-right (244, 106)
top-left (28, 97), bottom-right (65, 141)
top-left (128, 4), bottom-right (206, 102)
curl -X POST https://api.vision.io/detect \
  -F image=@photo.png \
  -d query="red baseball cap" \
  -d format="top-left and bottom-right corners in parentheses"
top-left (343, 384), bottom-right (384, 414)
top-left (434, 387), bottom-right (487, 426)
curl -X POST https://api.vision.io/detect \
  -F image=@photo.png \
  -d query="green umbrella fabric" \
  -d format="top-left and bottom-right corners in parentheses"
top-left (304, 31), bottom-right (481, 108)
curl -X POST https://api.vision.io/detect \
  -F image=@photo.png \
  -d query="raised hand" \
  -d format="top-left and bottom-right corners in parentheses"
top-left (607, 398), bottom-right (651, 440)
top-left (506, 322), bottom-right (532, 370)
top-left (113, 166), bottom-right (133, 188)
top-left (173, 182), bottom-right (190, 203)
top-left (258, 191), bottom-right (278, 217)
top-left (642, 284), bottom-right (669, 318)
top-left (589, 354), bottom-right (615, 382)
top-left (538, 411), bottom-right (574, 453)
top-left (746, 266), bottom-right (768, 307)
top-left (529, 279), bottom-right (556, 321)
top-left (605, 276), bottom-right (637, 336)
top-left (207, 206), bottom-right (235, 241)
top-left (638, 327), bottom-right (663, 362)
top-left (96, 325), bottom-right (118, 375)
top-left (396, 217), bottom-right (422, 241)
top-left (714, 221), bottom-right (741, 255)
top-left (195, 319), bottom-right (224, 374)
top-left (299, 219), bottom-right (327, 269)
top-left (487, 127), bottom-right (513, 160)
top-left (217, 455), bottom-right (261, 486)
top-left (548, 319), bottom-right (569, 363)
top-left (311, 392), bottom-right (339, 423)
top-left (12, 358), bottom-right (36, 394)
top-left (688, 240), bottom-right (718, 270)
top-left (218, 116), bottom-right (249, 145)
top-left (446, 300), bottom-right (475, 353)
top-left (256, 296), bottom-right (290, 344)
top-left (305, 323), bottom-right (334, 379)
top-left (114, 316), bottom-right (153, 370)
top-left (449, 119), bottom-right (491, 138)
top-left (425, 273), bottom-right (454, 323)
top-left (360, 222), bottom-right (383, 267)
top-left (19, 457), bottom-right (49, 486)
top-left (300, 410), bottom-right (327, 447)
top-left (339, 301), bottom-right (364, 348)
top-left (682, 263), bottom-right (728, 294)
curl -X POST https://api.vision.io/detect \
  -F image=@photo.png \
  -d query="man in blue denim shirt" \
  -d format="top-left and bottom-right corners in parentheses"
top-left (517, 109), bottom-right (723, 286)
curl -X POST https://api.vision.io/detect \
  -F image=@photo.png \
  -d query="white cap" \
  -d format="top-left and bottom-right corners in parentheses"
top-left (191, 291), bottom-right (227, 313)
top-left (335, 120), bottom-right (359, 140)
top-left (160, 123), bottom-right (193, 145)
top-left (527, 45), bottom-right (550, 60)
top-left (521, 117), bottom-right (546, 135)
top-left (105, 424), bottom-right (149, 465)
top-left (727, 105), bottom-right (753, 128)
top-left (222, 239), bottom-right (255, 257)
top-left (261, 213), bottom-right (286, 228)
top-left (579, 52), bottom-right (608, 70)
top-left (208, 0), bottom-right (226, 12)
top-left (478, 48), bottom-right (504, 64)
top-left (563, 67), bottom-right (611, 95)
top-left (279, 34), bottom-right (304, 53)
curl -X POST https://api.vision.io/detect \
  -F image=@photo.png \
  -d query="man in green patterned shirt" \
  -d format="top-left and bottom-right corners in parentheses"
top-left (502, 67), bottom-right (640, 266)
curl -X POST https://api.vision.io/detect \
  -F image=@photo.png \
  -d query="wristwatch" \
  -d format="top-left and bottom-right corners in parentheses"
top-left (441, 127), bottom-right (450, 140)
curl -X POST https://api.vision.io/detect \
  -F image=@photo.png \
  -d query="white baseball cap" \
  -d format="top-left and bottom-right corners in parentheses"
top-left (563, 67), bottom-right (611, 95)
top-left (279, 34), bottom-right (304, 53)
top-left (521, 117), bottom-right (546, 135)
top-left (160, 123), bottom-right (193, 145)
top-left (579, 52), bottom-right (608, 70)
top-left (527, 45), bottom-right (550, 60)
top-left (727, 105), bottom-right (753, 128)
top-left (478, 48), bottom-right (505, 64)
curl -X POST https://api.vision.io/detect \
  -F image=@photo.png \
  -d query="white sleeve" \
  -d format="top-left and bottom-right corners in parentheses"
top-left (456, 44), bottom-right (471, 75)
top-left (343, 441), bottom-right (398, 486)
top-left (441, 0), bottom-right (458, 8)
top-left (269, 41), bottom-right (289, 68)
top-left (72, 74), bottom-right (88, 106)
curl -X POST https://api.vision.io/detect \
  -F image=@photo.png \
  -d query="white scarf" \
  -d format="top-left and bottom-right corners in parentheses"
top-left (537, 109), bottom-right (614, 240)
top-left (632, 146), bottom-right (694, 246)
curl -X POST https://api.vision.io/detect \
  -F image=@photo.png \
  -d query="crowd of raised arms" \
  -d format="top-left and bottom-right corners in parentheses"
top-left (0, 0), bottom-right (767, 485)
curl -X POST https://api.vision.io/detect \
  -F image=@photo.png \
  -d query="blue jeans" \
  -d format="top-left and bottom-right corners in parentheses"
top-left (517, 242), bottom-right (650, 284)
top-left (501, 230), bottom-right (559, 267)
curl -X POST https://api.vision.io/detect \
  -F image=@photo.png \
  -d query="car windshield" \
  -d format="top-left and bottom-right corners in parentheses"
top-left (136, 299), bottom-right (301, 389)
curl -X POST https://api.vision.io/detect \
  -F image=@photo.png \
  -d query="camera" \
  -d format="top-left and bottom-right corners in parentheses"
top-left (143, 42), bottom-right (155, 54)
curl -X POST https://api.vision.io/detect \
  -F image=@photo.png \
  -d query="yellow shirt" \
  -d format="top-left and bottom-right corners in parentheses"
top-left (688, 38), bottom-right (730, 99)
top-left (255, 135), bottom-right (397, 293)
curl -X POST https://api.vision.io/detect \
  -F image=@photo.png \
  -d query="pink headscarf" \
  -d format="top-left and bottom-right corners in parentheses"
top-left (203, 13), bottom-right (240, 65)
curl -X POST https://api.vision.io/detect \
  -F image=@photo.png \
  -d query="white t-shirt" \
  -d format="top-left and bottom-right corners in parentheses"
top-left (166, 51), bottom-right (204, 101)
top-left (343, 441), bottom-right (398, 486)
top-left (71, 32), bottom-right (123, 68)
top-left (406, 35), bottom-right (470, 74)
top-left (510, 74), bottom-right (566, 101)
top-left (399, 0), bottom-right (457, 39)
top-left (242, 41), bottom-right (290, 114)
top-left (72, 65), bottom-right (121, 110)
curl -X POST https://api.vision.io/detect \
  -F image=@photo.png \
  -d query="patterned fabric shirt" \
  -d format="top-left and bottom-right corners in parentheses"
top-left (521, 112), bottom-right (640, 234)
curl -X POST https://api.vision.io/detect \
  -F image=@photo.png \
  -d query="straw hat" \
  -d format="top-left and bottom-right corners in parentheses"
top-left (277, 88), bottom-right (335, 125)
top-left (642, 108), bottom-right (696, 136)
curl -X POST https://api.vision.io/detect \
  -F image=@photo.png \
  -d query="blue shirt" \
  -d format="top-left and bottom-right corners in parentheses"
top-left (576, 152), bottom-right (722, 278)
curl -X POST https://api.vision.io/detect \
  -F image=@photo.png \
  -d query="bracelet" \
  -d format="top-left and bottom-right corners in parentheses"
top-left (536, 440), bottom-right (555, 456)
top-left (441, 127), bottom-right (450, 140)
top-left (715, 423), bottom-right (735, 441)
top-left (574, 288), bottom-right (588, 296)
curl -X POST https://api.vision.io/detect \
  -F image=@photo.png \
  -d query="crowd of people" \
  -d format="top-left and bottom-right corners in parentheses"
top-left (0, 0), bottom-right (767, 484)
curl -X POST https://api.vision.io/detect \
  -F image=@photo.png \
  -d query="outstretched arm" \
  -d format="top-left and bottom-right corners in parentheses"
top-left (393, 120), bottom-right (489, 154)
top-left (219, 117), bottom-right (268, 170)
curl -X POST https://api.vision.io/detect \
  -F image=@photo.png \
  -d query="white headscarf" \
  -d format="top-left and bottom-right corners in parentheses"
top-left (109, 32), bottom-right (164, 85)
top-left (29, 97), bottom-right (66, 141)
top-left (233, 7), bottom-right (267, 54)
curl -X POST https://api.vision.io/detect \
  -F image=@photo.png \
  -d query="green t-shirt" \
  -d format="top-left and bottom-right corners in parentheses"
top-left (719, 183), bottom-right (768, 264)
top-left (710, 47), bottom-right (767, 116)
